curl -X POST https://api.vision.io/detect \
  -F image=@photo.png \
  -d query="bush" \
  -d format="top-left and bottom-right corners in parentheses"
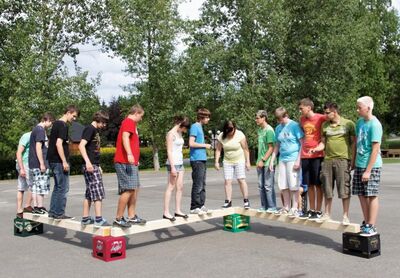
top-left (0, 158), bottom-right (17, 180)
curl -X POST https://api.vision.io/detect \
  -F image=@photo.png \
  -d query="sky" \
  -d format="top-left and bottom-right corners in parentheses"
top-left (64, 0), bottom-right (400, 104)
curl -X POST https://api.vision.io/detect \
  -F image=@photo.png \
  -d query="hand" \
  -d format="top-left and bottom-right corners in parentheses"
top-left (350, 162), bottom-right (355, 171)
top-left (245, 162), bottom-right (251, 171)
top-left (214, 162), bottom-right (220, 170)
top-left (99, 166), bottom-right (103, 174)
top-left (293, 162), bottom-right (300, 171)
top-left (362, 170), bottom-right (371, 182)
top-left (86, 162), bottom-right (94, 173)
top-left (257, 160), bottom-right (264, 169)
top-left (127, 154), bottom-right (135, 165)
top-left (205, 144), bottom-right (212, 149)
top-left (308, 148), bottom-right (316, 155)
top-left (170, 166), bottom-right (177, 177)
top-left (62, 161), bottom-right (69, 172)
top-left (20, 168), bottom-right (26, 178)
top-left (269, 162), bottom-right (274, 172)
top-left (40, 163), bottom-right (46, 173)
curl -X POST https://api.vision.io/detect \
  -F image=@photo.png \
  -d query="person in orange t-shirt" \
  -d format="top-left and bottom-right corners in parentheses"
top-left (299, 98), bottom-right (327, 221)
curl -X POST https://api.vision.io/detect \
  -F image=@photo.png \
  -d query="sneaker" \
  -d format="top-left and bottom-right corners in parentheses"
top-left (266, 207), bottom-right (278, 213)
top-left (81, 217), bottom-right (95, 226)
top-left (308, 211), bottom-right (322, 221)
top-left (200, 206), bottom-right (211, 214)
top-left (288, 208), bottom-right (300, 218)
top-left (222, 200), bottom-right (232, 208)
top-left (274, 208), bottom-right (289, 215)
top-left (243, 199), bottom-right (250, 209)
top-left (298, 210), bottom-right (310, 219)
top-left (113, 217), bottom-right (132, 228)
top-left (360, 224), bottom-right (377, 236)
top-left (94, 218), bottom-right (111, 228)
top-left (190, 208), bottom-right (205, 215)
top-left (16, 212), bottom-right (23, 218)
top-left (32, 207), bottom-right (46, 215)
top-left (315, 213), bottom-right (331, 223)
top-left (342, 216), bottom-right (350, 226)
top-left (257, 208), bottom-right (267, 213)
top-left (23, 206), bottom-right (33, 213)
top-left (129, 215), bottom-right (147, 225)
top-left (39, 207), bottom-right (48, 214)
top-left (54, 214), bottom-right (75, 220)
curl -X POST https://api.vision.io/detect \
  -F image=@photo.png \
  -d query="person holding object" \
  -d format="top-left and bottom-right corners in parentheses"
top-left (163, 116), bottom-right (190, 221)
top-left (215, 120), bottom-right (251, 209)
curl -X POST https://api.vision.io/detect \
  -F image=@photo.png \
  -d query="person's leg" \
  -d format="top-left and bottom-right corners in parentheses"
top-left (116, 191), bottom-right (131, 219)
top-left (257, 167), bottom-right (267, 209)
top-left (336, 159), bottom-right (351, 219)
top-left (308, 185), bottom-right (316, 210)
top-left (367, 196), bottom-right (379, 225)
top-left (320, 160), bottom-right (333, 216)
top-left (264, 166), bottom-right (277, 209)
top-left (288, 161), bottom-right (300, 210)
top-left (175, 168), bottom-right (185, 215)
top-left (83, 199), bottom-right (91, 217)
top-left (224, 179), bottom-right (233, 201)
top-left (282, 189), bottom-right (290, 210)
top-left (127, 189), bottom-right (138, 218)
top-left (302, 159), bottom-right (315, 211)
top-left (313, 158), bottom-right (324, 212)
top-left (49, 163), bottom-right (66, 216)
top-left (164, 169), bottom-right (177, 217)
top-left (94, 200), bottom-right (102, 217)
top-left (238, 179), bottom-right (249, 199)
top-left (200, 161), bottom-right (207, 207)
top-left (278, 161), bottom-right (289, 210)
top-left (190, 161), bottom-right (205, 210)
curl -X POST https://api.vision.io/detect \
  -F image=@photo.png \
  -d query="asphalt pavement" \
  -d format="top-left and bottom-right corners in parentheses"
top-left (0, 164), bottom-right (399, 278)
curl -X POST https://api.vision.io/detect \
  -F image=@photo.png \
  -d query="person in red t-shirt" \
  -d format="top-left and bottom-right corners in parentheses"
top-left (113, 104), bottom-right (145, 228)
top-left (299, 98), bottom-right (327, 221)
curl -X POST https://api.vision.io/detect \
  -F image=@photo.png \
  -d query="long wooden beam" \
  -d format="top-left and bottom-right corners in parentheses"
top-left (110, 207), bottom-right (235, 237)
top-left (23, 213), bottom-right (111, 236)
top-left (234, 208), bottom-right (360, 233)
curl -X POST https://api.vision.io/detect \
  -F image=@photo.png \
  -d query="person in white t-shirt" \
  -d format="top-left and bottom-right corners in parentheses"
top-left (215, 120), bottom-right (251, 209)
top-left (163, 116), bottom-right (191, 221)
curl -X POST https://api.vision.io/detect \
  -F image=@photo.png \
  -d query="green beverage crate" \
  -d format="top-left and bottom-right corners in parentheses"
top-left (14, 218), bottom-right (43, 237)
top-left (223, 214), bottom-right (250, 233)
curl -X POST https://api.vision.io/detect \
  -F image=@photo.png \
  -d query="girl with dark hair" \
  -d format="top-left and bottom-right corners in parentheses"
top-left (215, 120), bottom-right (251, 209)
top-left (163, 116), bottom-right (190, 221)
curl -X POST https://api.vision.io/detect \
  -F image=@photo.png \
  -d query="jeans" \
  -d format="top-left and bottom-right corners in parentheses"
top-left (49, 162), bottom-right (70, 216)
top-left (257, 166), bottom-right (276, 209)
top-left (190, 161), bottom-right (206, 210)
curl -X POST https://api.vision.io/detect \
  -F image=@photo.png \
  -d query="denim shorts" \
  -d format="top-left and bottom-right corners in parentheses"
top-left (166, 164), bottom-right (184, 172)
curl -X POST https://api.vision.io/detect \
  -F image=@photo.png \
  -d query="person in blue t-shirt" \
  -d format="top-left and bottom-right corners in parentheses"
top-left (189, 108), bottom-right (212, 215)
top-left (270, 107), bottom-right (304, 217)
top-left (353, 96), bottom-right (383, 236)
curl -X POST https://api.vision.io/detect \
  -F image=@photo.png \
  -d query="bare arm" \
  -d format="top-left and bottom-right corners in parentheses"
top-left (122, 131), bottom-right (134, 164)
top-left (189, 136), bottom-right (211, 149)
top-left (36, 142), bottom-right (46, 172)
top-left (16, 145), bottom-right (26, 177)
top-left (240, 137), bottom-right (251, 170)
top-left (362, 142), bottom-right (380, 182)
top-left (257, 143), bottom-right (274, 168)
top-left (269, 143), bottom-right (280, 171)
top-left (214, 141), bottom-right (222, 170)
top-left (294, 138), bottom-right (304, 170)
top-left (56, 138), bottom-right (69, 171)
top-left (78, 139), bottom-right (93, 172)
top-left (310, 136), bottom-right (326, 153)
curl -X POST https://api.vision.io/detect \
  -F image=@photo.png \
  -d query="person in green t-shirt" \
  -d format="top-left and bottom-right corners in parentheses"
top-left (255, 110), bottom-right (277, 213)
top-left (310, 102), bottom-right (356, 225)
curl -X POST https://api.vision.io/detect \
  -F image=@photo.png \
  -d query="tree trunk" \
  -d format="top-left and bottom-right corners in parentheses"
top-left (152, 143), bottom-right (160, 171)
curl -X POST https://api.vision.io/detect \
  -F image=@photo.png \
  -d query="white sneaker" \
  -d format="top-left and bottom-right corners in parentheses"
top-left (190, 208), bottom-right (205, 215)
top-left (288, 208), bottom-right (300, 218)
top-left (342, 216), bottom-right (350, 226)
top-left (200, 206), bottom-right (212, 214)
top-left (316, 213), bottom-right (331, 223)
top-left (274, 208), bottom-right (289, 215)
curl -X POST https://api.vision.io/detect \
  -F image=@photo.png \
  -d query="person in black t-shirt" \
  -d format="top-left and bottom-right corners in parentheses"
top-left (78, 111), bottom-right (110, 227)
top-left (29, 112), bottom-right (55, 215)
top-left (47, 105), bottom-right (80, 219)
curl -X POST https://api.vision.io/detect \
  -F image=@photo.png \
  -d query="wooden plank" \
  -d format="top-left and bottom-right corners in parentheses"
top-left (234, 208), bottom-right (360, 233)
top-left (111, 207), bottom-right (235, 237)
top-left (23, 213), bottom-right (111, 236)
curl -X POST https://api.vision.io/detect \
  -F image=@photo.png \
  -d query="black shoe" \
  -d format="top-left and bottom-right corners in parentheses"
top-left (243, 199), bottom-right (250, 209)
top-left (33, 207), bottom-right (46, 215)
top-left (54, 214), bottom-right (75, 220)
top-left (23, 206), bottom-right (33, 213)
top-left (222, 200), bottom-right (232, 208)
top-left (175, 213), bottom-right (189, 219)
top-left (16, 212), bottom-right (23, 218)
top-left (163, 215), bottom-right (176, 221)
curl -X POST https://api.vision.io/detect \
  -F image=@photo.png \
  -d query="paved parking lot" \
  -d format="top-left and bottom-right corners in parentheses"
top-left (0, 164), bottom-right (399, 278)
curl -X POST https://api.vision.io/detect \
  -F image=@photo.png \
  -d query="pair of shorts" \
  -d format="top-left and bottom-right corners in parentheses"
top-left (277, 161), bottom-right (301, 191)
top-left (16, 163), bottom-right (31, 191)
top-left (352, 167), bottom-right (381, 196)
top-left (83, 165), bottom-right (105, 201)
top-left (115, 163), bottom-right (140, 194)
top-left (301, 157), bottom-right (323, 186)
top-left (223, 161), bottom-right (246, 180)
top-left (166, 164), bottom-right (184, 172)
top-left (320, 159), bottom-right (351, 199)
top-left (30, 168), bottom-right (50, 195)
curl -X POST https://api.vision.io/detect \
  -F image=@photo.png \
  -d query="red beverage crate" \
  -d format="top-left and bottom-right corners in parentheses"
top-left (92, 236), bottom-right (126, 262)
